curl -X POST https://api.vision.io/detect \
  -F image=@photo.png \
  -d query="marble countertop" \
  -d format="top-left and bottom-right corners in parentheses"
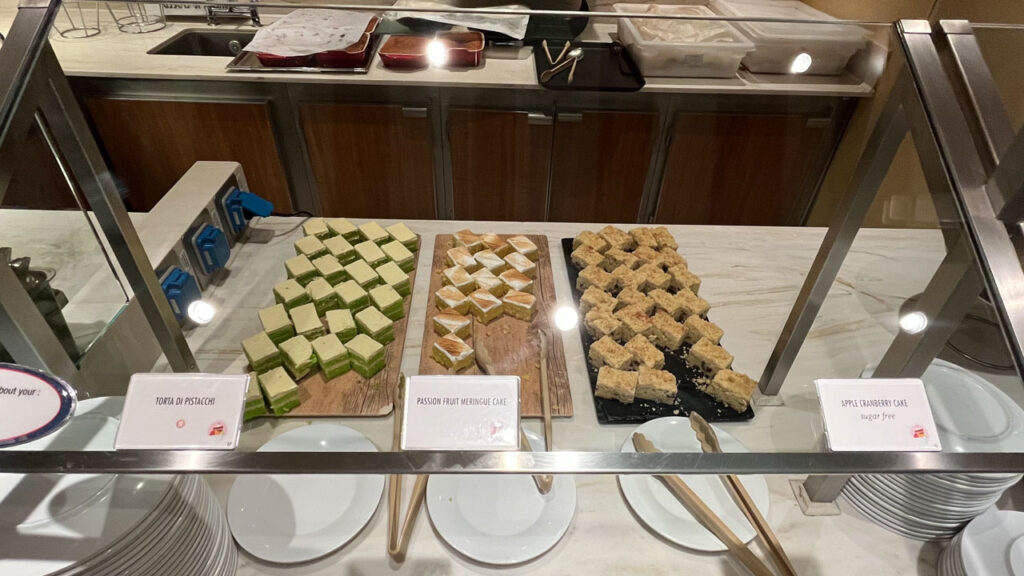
top-left (0, 1), bottom-right (876, 96)
top-left (145, 216), bottom-right (1018, 576)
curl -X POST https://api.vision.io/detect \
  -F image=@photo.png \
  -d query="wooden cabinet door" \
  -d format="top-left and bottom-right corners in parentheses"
top-left (655, 113), bottom-right (827, 226)
top-left (448, 108), bottom-right (551, 221)
top-left (300, 103), bottom-right (436, 219)
top-left (86, 98), bottom-right (292, 212)
top-left (548, 111), bottom-right (656, 223)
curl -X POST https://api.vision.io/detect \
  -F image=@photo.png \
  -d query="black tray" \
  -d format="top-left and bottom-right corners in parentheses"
top-left (534, 42), bottom-right (644, 92)
top-left (561, 238), bottom-right (754, 424)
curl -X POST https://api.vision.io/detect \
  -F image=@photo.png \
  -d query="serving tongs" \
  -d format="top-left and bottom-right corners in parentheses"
top-left (690, 413), bottom-right (797, 576)
top-left (473, 320), bottom-right (553, 494)
top-left (387, 373), bottom-right (428, 562)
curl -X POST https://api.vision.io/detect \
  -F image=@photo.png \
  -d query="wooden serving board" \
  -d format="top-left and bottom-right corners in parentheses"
top-left (418, 234), bottom-right (572, 418)
top-left (284, 267), bottom-right (417, 417)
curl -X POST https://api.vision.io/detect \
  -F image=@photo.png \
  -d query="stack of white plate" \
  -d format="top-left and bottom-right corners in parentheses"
top-left (0, 397), bottom-right (237, 576)
top-left (939, 507), bottom-right (1024, 576)
top-left (843, 360), bottom-right (1024, 541)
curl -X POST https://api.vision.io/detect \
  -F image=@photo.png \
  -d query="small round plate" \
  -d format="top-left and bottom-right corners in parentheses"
top-left (227, 424), bottom-right (384, 564)
top-left (618, 417), bottom-right (770, 552)
top-left (962, 508), bottom-right (1024, 576)
top-left (0, 363), bottom-right (77, 448)
top-left (427, 429), bottom-right (577, 566)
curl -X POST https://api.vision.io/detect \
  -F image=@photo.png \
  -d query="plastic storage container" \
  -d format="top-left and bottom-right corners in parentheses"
top-left (709, 0), bottom-right (869, 75)
top-left (613, 4), bottom-right (753, 79)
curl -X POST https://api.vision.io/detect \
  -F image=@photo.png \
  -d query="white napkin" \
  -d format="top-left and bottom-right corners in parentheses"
top-left (386, 0), bottom-right (530, 40)
top-left (244, 9), bottom-right (375, 56)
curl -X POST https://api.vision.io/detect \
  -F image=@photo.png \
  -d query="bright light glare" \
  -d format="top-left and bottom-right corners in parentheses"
top-left (899, 311), bottom-right (928, 334)
top-left (790, 52), bottom-right (812, 74)
top-left (427, 40), bottom-right (448, 67)
top-left (554, 306), bottom-right (579, 331)
top-left (187, 300), bottom-right (216, 325)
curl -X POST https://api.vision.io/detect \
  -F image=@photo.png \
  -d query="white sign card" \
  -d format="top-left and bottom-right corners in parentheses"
top-left (816, 378), bottom-right (942, 452)
top-left (0, 364), bottom-right (77, 448)
top-left (402, 375), bottom-right (520, 451)
top-left (115, 373), bottom-right (248, 450)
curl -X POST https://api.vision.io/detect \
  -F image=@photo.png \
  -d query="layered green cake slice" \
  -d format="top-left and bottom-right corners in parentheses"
top-left (312, 254), bottom-right (346, 285)
top-left (326, 309), bottom-right (357, 341)
top-left (355, 306), bottom-right (394, 344)
top-left (302, 217), bottom-right (332, 240)
top-left (381, 240), bottom-right (415, 273)
top-left (375, 261), bottom-right (410, 297)
top-left (311, 333), bottom-right (351, 380)
top-left (242, 331), bottom-right (282, 373)
top-left (285, 255), bottom-right (318, 287)
top-left (346, 333), bottom-right (386, 378)
top-left (258, 304), bottom-right (294, 345)
top-left (274, 279), bottom-right (310, 310)
top-left (358, 221), bottom-right (389, 245)
top-left (386, 222), bottom-right (419, 252)
top-left (354, 240), bottom-right (388, 268)
top-left (244, 371), bottom-right (268, 421)
top-left (326, 217), bottom-right (361, 243)
top-left (278, 335), bottom-right (317, 380)
top-left (345, 259), bottom-right (380, 290)
top-left (289, 303), bottom-right (325, 340)
top-left (306, 277), bottom-right (340, 316)
top-left (335, 280), bottom-right (369, 312)
top-left (324, 235), bottom-right (357, 265)
top-left (294, 235), bottom-right (328, 260)
top-left (369, 284), bottom-right (404, 321)
top-left (258, 367), bottom-right (301, 415)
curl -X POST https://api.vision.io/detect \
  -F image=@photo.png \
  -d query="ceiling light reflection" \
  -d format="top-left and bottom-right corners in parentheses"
top-left (554, 306), bottom-right (578, 331)
top-left (899, 311), bottom-right (928, 334)
top-left (790, 52), bottom-right (812, 74)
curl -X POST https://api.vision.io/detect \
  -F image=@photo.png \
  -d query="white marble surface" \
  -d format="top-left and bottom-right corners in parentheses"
top-left (0, 2), bottom-right (874, 96)
top-left (138, 216), bottom-right (1023, 576)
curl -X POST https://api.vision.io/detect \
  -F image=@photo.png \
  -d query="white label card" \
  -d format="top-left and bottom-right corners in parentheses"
top-left (816, 378), bottom-right (942, 452)
top-left (115, 373), bottom-right (248, 450)
top-left (402, 375), bottom-right (520, 451)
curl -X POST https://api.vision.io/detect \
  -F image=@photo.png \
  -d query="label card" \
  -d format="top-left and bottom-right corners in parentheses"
top-left (115, 373), bottom-right (248, 450)
top-left (402, 375), bottom-right (520, 451)
top-left (0, 364), bottom-right (76, 448)
top-left (816, 378), bottom-right (942, 452)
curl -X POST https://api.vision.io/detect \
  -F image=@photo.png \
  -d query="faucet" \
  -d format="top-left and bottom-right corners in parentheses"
top-left (206, 2), bottom-right (261, 27)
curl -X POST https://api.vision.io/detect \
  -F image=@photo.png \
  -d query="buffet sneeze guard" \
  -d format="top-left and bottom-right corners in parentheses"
top-left (1, 0), bottom-right (1024, 497)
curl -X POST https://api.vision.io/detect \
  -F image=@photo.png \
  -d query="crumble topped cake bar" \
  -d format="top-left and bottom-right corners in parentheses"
top-left (580, 286), bottom-right (616, 314)
top-left (682, 315), bottom-right (723, 345)
top-left (571, 244), bottom-right (605, 270)
top-left (651, 226), bottom-right (678, 250)
top-left (323, 235), bottom-right (357, 265)
top-left (577, 264), bottom-right (615, 292)
top-left (443, 265), bottom-right (476, 295)
top-left (602, 248), bottom-right (640, 273)
top-left (285, 255), bottom-right (318, 287)
top-left (312, 254), bottom-right (346, 286)
top-left (468, 288), bottom-right (504, 324)
top-left (612, 265), bottom-right (641, 291)
top-left (595, 366), bottom-right (637, 404)
top-left (433, 308), bottom-right (472, 339)
top-left (454, 229), bottom-right (483, 253)
top-left (677, 288), bottom-right (710, 318)
top-left (660, 248), bottom-right (687, 269)
top-left (625, 334), bottom-right (664, 370)
top-left (499, 269), bottom-right (533, 294)
top-left (358, 221), bottom-right (390, 245)
top-left (687, 337), bottom-right (733, 377)
top-left (432, 333), bottom-right (475, 371)
top-left (326, 218), bottom-right (361, 243)
top-left (472, 268), bottom-right (508, 297)
top-left (649, 289), bottom-right (683, 320)
top-left (506, 235), bottom-right (538, 261)
top-left (615, 304), bottom-right (654, 341)
top-left (474, 249), bottom-right (508, 275)
top-left (705, 369), bottom-right (756, 412)
top-left (585, 309), bottom-right (624, 340)
top-left (274, 279), bottom-right (310, 310)
top-left (504, 252), bottom-right (536, 278)
top-left (651, 310), bottom-right (685, 350)
top-left (636, 366), bottom-right (677, 405)
top-left (502, 290), bottom-right (536, 321)
top-left (637, 264), bottom-right (671, 292)
top-left (303, 218), bottom-right (331, 240)
top-left (589, 336), bottom-right (634, 371)
top-left (435, 285), bottom-right (470, 315)
top-left (479, 232), bottom-right (512, 257)
top-left (668, 264), bottom-right (701, 293)
top-left (446, 246), bottom-right (480, 272)
top-left (573, 230), bottom-right (609, 253)
top-left (629, 227), bottom-right (659, 249)
top-left (616, 287), bottom-right (654, 314)
top-left (598, 225), bottom-right (635, 252)
top-left (295, 235), bottom-right (328, 260)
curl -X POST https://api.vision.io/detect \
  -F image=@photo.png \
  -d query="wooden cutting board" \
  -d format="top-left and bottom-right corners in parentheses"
top-left (418, 234), bottom-right (572, 417)
top-left (285, 267), bottom-right (417, 417)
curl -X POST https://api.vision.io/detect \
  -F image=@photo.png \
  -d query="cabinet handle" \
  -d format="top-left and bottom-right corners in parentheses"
top-left (527, 112), bottom-right (553, 125)
top-left (557, 112), bottom-right (583, 123)
top-left (806, 117), bottom-right (831, 128)
top-left (402, 106), bottom-right (428, 118)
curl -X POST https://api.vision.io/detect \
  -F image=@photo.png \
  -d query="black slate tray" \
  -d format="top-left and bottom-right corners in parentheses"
top-left (561, 238), bottom-right (754, 424)
top-left (534, 42), bottom-right (644, 92)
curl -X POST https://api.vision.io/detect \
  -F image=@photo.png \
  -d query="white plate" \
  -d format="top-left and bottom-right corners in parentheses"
top-left (427, 429), bottom-right (576, 565)
top-left (618, 417), bottom-right (770, 552)
top-left (961, 508), bottom-right (1024, 576)
top-left (862, 360), bottom-right (1024, 452)
top-left (227, 424), bottom-right (384, 564)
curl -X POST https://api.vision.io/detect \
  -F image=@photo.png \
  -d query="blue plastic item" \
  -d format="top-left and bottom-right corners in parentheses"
top-left (193, 224), bottom-right (230, 275)
top-left (221, 188), bottom-right (274, 236)
top-left (239, 191), bottom-right (273, 217)
top-left (161, 267), bottom-right (202, 322)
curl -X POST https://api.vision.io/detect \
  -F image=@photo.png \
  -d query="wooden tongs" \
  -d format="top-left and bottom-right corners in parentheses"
top-left (387, 373), bottom-right (428, 562)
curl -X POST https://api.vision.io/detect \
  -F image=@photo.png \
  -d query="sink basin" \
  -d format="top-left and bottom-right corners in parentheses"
top-left (148, 29), bottom-right (256, 57)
